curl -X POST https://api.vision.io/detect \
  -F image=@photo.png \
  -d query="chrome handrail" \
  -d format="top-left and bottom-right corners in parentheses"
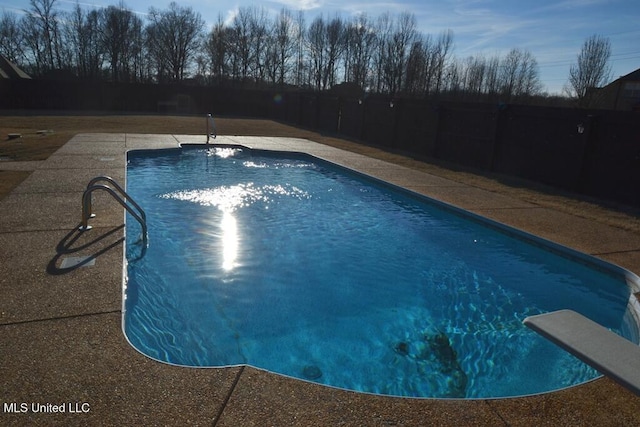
top-left (206, 113), bottom-right (217, 143)
top-left (84, 176), bottom-right (146, 223)
top-left (79, 177), bottom-right (148, 250)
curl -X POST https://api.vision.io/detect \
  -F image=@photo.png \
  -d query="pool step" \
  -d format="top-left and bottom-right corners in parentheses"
top-left (524, 309), bottom-right (640, 396)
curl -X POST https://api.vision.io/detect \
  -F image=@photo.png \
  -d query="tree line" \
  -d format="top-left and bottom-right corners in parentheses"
top-left (0, 0), bottom-right (612, 105)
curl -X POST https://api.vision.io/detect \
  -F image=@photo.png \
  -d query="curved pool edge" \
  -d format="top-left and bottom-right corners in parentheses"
top-left (121, 141), bottom-right (640, 400)
top-left (116, 321), bottom-right (612, 402)
top-left (6, 131), bottom-right (639, 426)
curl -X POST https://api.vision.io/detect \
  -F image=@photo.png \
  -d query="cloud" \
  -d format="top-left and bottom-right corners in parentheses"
top-left (269, 0), bottom-right (323, 11)
top-left (536, 0), bottom-right (610, 12)
top-left (224, 7), bottom-right (239, 26)
top-left (55, 0), bottom-right (150, 17)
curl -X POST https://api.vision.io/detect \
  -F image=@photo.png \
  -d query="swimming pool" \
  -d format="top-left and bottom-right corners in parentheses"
top-left (123, 145), bottom-right (640, 399)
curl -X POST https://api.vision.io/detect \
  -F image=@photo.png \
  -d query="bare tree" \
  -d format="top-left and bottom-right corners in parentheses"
top-left (305, 15), bottom-right (346, 90)
top-left (249, 7), bottom-right (270, 82)
top-left (427, 30), bottom-right (453, 95)
top-left (147, 2), bottom-right (204, 82)
top-left (370, 13), bottom-right (390, 93)
top-left (64, 4), bottom-right (102, 79)
top-left (128, 16), bottom-right (147, 82)
top-left (265, 8), bottom-right (295, 86)
top-left (380, 12), bottom-right (417, 95)
top-left (101, 3), bottom-right (143, 82)
top-left (461, 55), bottom-right (486, 98)
top-left (225, 6), bottom-right (271, 84)
top-left (404, 37), bottom-right (429, 95)
top-left (5, 3), bottom-right (558, 106)
top-left (498, 48), bottom-right (542, 101)
top-left (227, 6), bottom-right (256, 82)
top-left (565, 34), bottom-right (612, 106)
top-left (343, 13), bottom-right (376, 90)
top-left (64, 4), bottom-right (86, 75)
top-left (20, 12), bottom-right (46, 74)
top-left (483, 55), bottom-right (500, 96)
top-left (293, 11), bottom-right (306, 87)
top-left (323, 16), bottom-right (345, 89)
top-left (307, 15), bottom-right (327, 90)
top-left (206, 15), bottom-right (229, 85)
top-left (215, 19), bottom-right (241, 82)
top-left (443, 60), bottom-right (463, 95)
top-left (28, 0), bottom-right (62, 70)
top-left (0, 11), bottom-right (25, 64)
top-left (516, 50), bottom-right (542, 97)
top-left (20, 0), bottom-right (64, 74)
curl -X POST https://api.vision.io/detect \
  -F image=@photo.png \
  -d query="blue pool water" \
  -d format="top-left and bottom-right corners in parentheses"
top-left (124, 146), bottom-right (638, 398)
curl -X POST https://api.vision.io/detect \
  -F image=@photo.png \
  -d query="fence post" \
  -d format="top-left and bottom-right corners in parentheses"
top-left (489, 103), bottom-right (508, 171)
top-left (391, 98), bottom-right (401, 148)
top-left (336, 97), bottom-right (343, 134)
top-left (299, 92), bottom-right (305, 126)
top-left (314, 93), bottom-right (320, 130)
top-left (359, 98), bottom-right (366, 141)
top-left (433, 103), bottom-right (445, 159)
top-left (295, 92), bottom-right (302, 126)
top-left (577, 114), bottom-right (598, 193)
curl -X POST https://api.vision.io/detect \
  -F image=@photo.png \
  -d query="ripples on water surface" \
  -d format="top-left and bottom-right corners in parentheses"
top-left (124, 146), bottom-right (636, 398)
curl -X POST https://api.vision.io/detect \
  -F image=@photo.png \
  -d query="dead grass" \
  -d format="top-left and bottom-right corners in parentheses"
top-left (1, 113), bottom-right (639, 233)
top-left (0, 115), bottom-right (318, 162)
top-left (0, 170), bottom-right (31, 196)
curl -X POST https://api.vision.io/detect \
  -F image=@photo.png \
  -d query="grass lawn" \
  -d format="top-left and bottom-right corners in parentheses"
top-left (0, 115), bottom-right (321, 161)
top-left (1, 113), bottom-right (639, 233)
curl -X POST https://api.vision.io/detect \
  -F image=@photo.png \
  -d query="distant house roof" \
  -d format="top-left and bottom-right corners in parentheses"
top-left (0, 54), bottom-right (31, 79)
top-left (594, 67), bottom-right (640, 110)
top-left (614, 68), bottom-right (640, 82)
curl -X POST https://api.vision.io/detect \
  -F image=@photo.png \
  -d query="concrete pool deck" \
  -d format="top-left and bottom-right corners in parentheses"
top-left (1, 133), bottom-right (639, 426)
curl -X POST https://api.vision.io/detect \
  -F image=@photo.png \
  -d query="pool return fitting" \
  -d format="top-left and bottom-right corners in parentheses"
top-left (79, 176), bottom-right (148, 247)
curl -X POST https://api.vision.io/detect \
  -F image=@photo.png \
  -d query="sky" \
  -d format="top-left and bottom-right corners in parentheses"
top-left (1, 0), bottom-right (639, 94)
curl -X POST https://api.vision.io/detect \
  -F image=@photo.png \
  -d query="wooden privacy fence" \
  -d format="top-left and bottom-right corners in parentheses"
top-left (1, 79), bottom-right (639, 206)
top-left (277, 94), bottom-right (640, 207)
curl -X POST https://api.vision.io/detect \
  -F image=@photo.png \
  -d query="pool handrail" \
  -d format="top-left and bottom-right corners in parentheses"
top-left (206, 113), bottom-right (216, 143)
top-left (79, 177), bottom-right (148, 247)
top-left (84, 176), bottom-right (146, 223)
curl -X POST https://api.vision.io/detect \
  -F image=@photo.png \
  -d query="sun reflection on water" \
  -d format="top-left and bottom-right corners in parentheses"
top-left (220, 211), bottom-right (238, 271)
top-left (206, 147), bottom-right (243, 158)
top-left (160, 183), bottom-right (310, 272)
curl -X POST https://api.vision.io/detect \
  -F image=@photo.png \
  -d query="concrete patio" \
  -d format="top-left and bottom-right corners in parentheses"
top-left (1, 133), bottom-right (639, 426)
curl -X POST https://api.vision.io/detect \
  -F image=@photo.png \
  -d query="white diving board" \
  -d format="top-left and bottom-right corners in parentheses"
top-left (524, 309), bottom-right (640, 396)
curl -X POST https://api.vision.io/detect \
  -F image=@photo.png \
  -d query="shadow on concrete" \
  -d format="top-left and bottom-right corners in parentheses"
top-left (47, 225), bottom-right (124, 275)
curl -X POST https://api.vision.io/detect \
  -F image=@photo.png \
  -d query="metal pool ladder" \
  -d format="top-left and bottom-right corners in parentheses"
top-left (79, 176), bottom-right (148, 244)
